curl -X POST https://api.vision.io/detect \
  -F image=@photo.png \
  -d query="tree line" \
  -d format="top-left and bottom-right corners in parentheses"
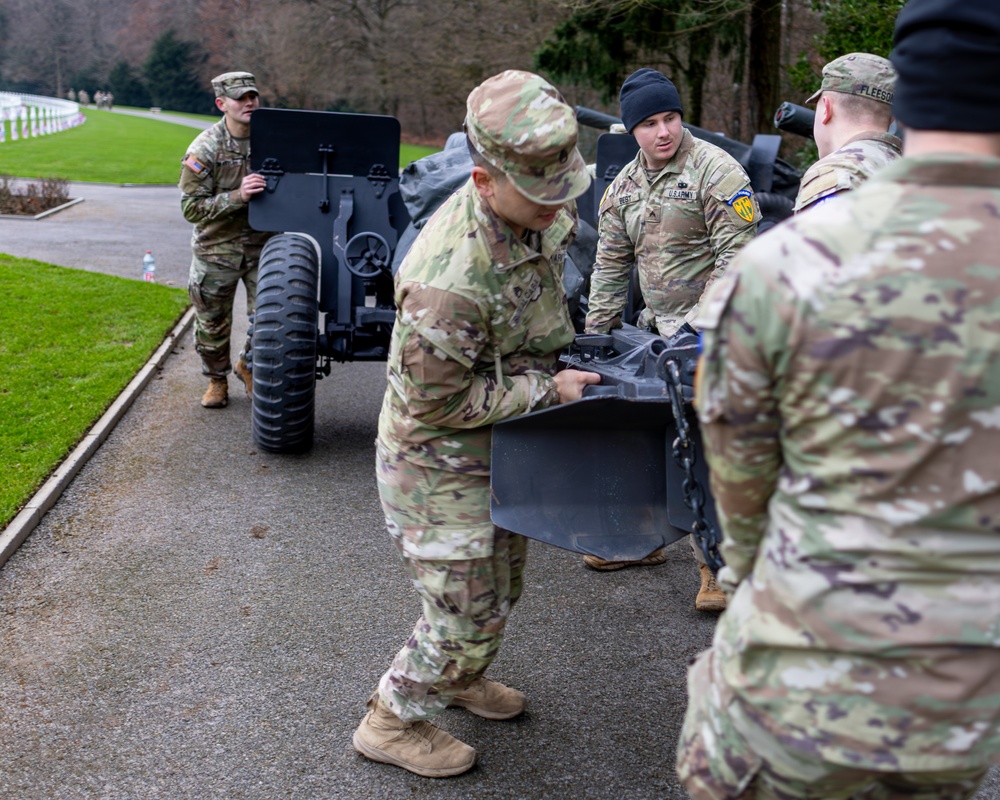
top-left (0, 0), bottom-right (902, 156)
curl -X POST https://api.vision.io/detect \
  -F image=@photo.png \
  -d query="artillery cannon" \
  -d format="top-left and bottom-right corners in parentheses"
top-left (244, 104), bottom-right (801, 466)
top-left (247, 108), bottom-right (409, 452)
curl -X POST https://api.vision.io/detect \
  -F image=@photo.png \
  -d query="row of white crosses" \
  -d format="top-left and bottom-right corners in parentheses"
top-left (0, 92), bottom-right (85, 144)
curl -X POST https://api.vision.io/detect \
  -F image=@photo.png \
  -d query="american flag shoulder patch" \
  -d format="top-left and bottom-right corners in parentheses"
top-left (183, 155), bottom-right (206, 174)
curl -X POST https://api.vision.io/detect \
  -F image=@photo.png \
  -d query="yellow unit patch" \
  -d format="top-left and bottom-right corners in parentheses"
top-left (731, 193), bottom-right (754, 222)
top-left (728, 188), bottom-right (755, 223)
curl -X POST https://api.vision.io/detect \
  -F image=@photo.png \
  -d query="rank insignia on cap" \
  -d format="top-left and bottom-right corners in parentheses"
top-left (729, 188), bottom-right (755, 222)
top-left (183, 155), bottom-right (206, 174)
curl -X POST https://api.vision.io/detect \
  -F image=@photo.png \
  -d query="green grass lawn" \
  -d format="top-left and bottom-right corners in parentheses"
top-left (0, 109), bottom-right (204, 183)
top-left (0, 104), bottom-right (440, 531)
top-left (0, 108), bottom-right (441, 183)
top-left (0, 255), bottom-right (189, 528)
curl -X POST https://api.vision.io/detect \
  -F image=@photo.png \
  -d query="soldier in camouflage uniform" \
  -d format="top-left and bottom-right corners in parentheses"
top-left (352, 70), bottom-right (597, 778)
top-left (179, 71), bottom-right (272, 408)
top-left (582, 68), bottom-right (760, 610)
top-left (678, 1), bottom-right (1000, 796)
top-left (793, 53), bottom-right (902, 213)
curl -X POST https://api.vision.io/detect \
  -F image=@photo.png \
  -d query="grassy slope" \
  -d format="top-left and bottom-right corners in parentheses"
top-left (0, 256), bottom-right (189, 526)
top-left (0, 109), bottom-right (203, 183)
top-left (0, 108), bottom-right (440, 183)
top-left (0, 105), bottom-right (439, 528)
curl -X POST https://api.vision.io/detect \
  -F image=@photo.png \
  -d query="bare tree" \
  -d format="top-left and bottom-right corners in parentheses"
top-left (1, 0), bottom-right (134, 96)
top-left (252, 3), bottom-right (349, 109)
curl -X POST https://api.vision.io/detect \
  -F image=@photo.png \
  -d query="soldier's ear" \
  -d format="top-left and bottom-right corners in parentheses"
top-left (820, 95), bottom-right (834, 125)
top-left (471, 166), bottom-right (496, 198)
top-left (215, 96), bottom-right (227, 114)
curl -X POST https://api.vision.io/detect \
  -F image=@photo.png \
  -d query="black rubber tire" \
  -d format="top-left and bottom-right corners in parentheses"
top-left (251, 233), bottom-right (319, 453)
top-left (756, 191), bottom-right (795, 234)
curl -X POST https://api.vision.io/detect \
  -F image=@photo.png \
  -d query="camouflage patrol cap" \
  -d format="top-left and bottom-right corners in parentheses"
top-left (465, 70), bottom-right (590, 206)
top-left (806, 53), bottom-right (896, 106)
top-left (212, 71), bottom-right (258, 99)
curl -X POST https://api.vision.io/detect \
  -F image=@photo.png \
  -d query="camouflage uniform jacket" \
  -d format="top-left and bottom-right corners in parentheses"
top-left (694, 154), bottom-right (1000, 770)
top-left (585, 128), bottom-right (759, 336)
top-left (377, 178), bottom-right (578, 476)
top-left (792, 130), bottom-right (902, 212)
top-left (179, 118), bottom-right (272, 268)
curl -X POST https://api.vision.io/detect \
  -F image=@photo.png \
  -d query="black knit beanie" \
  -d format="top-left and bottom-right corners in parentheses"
top-left (619, 69), bottom-right (683, 134)
top-left (891, 0), bottom-right (1000, 132)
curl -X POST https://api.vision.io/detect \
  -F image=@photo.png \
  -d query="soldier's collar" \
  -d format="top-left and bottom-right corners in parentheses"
top-left (635, 128), bottom-right (693, 184)
top-left (473, 187), bottom-right (573, 273)
top-left (842, 130), bottom-right (902, 152)
top-left (219, 119), bottom-right (247, 152)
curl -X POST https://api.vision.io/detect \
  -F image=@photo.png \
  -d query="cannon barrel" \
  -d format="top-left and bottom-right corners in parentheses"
top-left (575, 105), bottom-right (623, 131)
top-left (773, 101), bottom-right (816, 139)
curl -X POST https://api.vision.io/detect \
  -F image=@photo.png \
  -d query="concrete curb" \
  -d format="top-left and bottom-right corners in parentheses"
top-left (0, 306), bottom-right (196, 569)
top-left (0, 196), bottom-right (85, 221)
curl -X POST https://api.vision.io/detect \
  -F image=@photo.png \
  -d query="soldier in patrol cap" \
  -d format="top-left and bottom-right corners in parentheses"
top-left (582, 67), bottom-right (760, 610)
top-left (793, 53), bottom-right (902, 212)
top-left (179, 70), bottom-right (272, 408)
top-left (678, 0), bottom-right (1000, 797)
top-left (352, 69), bottom-right (598, 778)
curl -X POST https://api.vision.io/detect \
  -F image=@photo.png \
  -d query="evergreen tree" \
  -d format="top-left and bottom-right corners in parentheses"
top-left (108, 61), bottom-right (151, 108)
top-left (533, 0), bottom-right (779, 135)
top-left (142, 31), bottom-right (213, 113)
top-left (534, 1), bottom-right (746, 128)
top-left (69, 69), bottom-right (101, 98)
top-left (790, 0), bottom-right (906, 94)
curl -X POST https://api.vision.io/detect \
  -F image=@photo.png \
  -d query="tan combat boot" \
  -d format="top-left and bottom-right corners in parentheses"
top-left (200, 378), bottom-right (228, 408)
top-left (449, 677), bottom-right (526, 720)
top-left (353, 694), bottom-right (476, 778)
top-left (583, 547), bottom-right (668, 571)
top-left (233, 358), bottom-right (252, 401)
top-left (695, 563), bottom-right (727, 612)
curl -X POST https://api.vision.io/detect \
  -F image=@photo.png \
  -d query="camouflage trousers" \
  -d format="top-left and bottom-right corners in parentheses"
top-left (187, 254), bottom-right (258, 379)
top-left (677, 648), bottom-right (989, 800)
top-left (374, 444), bottom-right (527, 722)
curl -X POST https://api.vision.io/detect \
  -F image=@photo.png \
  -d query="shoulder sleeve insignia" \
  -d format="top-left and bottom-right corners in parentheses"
top-left (728, 188), bottom-right (755, 223)
top-left (182, 155), bottom-right (206, 174)
top-left (597, 184), bottom-right (616, 217)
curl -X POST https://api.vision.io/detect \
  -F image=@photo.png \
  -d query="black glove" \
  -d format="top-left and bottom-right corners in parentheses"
top-left (666, 322), bottom-right (698, 349)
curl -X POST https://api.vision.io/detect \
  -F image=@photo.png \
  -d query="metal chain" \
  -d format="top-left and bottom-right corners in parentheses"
top-left (661, 357), bottom-right (725, 574)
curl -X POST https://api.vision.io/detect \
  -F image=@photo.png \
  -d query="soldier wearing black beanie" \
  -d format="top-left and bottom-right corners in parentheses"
top-left (891, 0), bottom-right (1000, 131)
top-left (618, 68), bottom-right (684, 134)
top-left (677, 2), bottom-right (1000, 799)
top-left (584, 65), bottom-right (759, 599)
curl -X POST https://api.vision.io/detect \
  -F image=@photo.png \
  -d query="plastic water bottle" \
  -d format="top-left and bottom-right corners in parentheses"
top-left (142, 250), bottom-right (156, 283)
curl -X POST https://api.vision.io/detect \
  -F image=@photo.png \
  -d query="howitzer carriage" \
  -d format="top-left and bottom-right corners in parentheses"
top-left (246, 104), bottom-right (802, 568)
top-left (248, 109), bottom-right (409, 453)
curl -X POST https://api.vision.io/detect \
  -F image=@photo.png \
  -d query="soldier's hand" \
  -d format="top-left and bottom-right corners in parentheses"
top-left (554, 369), bottom-right (601, 404)
top-left (239, 172), bottom-right (267, 203)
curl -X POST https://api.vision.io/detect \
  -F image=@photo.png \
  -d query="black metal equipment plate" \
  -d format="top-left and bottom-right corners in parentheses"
top-left (490, 326), bottom-right (719, 562)
top-left (250, 108), bottom-right (400, 177)
top-left (490, 395), bottom-right (716, 561)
